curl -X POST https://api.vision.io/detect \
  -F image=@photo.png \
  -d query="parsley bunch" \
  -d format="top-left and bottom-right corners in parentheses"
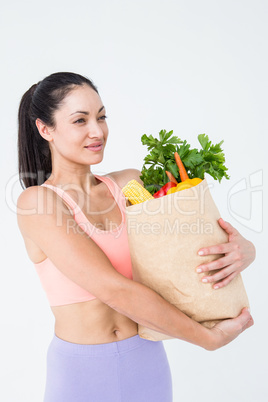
top-left (140, 130), bottom-right (230, 195)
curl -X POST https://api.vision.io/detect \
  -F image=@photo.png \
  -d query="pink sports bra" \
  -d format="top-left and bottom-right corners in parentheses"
top-left (33, 175), bottom-right (133, 307)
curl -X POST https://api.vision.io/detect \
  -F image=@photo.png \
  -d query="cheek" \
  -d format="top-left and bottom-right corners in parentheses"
top-left (61, 135), bottom-right (79, 149)
top-left (55, 132), bottom-right (82, 155)
top-left (103, 125), bottom-right (109, 141)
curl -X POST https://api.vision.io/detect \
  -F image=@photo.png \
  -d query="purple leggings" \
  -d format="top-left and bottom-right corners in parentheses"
top-left (44, 334), bottom-right (173, 402)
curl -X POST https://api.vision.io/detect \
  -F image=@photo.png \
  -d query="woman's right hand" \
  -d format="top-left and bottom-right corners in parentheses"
top-left (206, 308), bottom-right (254, 351)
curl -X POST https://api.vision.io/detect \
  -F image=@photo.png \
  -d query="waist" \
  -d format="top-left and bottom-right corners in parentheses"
top-left (49, 333), bottom-right (154, 356)
top-left (51, 298), bottom-right (138, 344)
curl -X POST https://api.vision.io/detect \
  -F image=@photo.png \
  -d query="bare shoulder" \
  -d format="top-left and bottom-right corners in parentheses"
top-left (108, 169), bottom-right (143, 189)
top-left (17, 185), bottom-right (71, 236)
top-left (17, 185), bottom-right (63, 213)
top-left (17, 186), bottom-right (43, 221)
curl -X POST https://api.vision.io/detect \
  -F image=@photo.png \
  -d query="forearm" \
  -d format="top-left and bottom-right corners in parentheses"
top-left (106, 278), bottom-right (214, 349)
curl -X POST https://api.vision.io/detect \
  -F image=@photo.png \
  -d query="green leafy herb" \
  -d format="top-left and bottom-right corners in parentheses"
top-left (140, 130), bottom-right (230, 194)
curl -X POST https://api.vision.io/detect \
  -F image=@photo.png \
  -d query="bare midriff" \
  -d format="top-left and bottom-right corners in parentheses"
top-left (52, 299), bottom-right (138, 344)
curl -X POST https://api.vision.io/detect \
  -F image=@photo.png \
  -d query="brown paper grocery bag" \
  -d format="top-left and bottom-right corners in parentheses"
top-left (125, 179), bottom-right (249, 341)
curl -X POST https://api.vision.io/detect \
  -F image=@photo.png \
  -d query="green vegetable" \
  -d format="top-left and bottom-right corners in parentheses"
top-left (140, 129), bottom-right (230, 195)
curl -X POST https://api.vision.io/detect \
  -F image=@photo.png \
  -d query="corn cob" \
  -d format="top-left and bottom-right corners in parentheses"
top-left (122, 180), bottom-right (154, 204)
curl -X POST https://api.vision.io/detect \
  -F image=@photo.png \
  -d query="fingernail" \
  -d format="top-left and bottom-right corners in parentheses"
top-left (196, 268), bottom-right (202, 273)
top-left (202, 278), bottom-right (208, 283)
top-left (214, 285), bottom-right (219, 289)
top-left (198, 250), bottom-right (204, 255)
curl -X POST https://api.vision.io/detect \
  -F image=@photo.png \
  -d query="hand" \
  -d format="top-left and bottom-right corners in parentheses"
top-left (206, 308), bottom-right (254, 350)
top-left (196, 218), bottom-right (256, 289)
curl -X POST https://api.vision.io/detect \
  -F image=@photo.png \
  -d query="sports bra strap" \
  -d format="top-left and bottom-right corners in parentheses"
top-left (41, 184), bottom-right (80, 216)
top-left (41, 175), bottom-right (126, 219)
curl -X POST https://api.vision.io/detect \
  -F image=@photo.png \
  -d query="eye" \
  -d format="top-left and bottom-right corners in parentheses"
top-left (74, 118), bottom-right (86, 124)
top-left (98, 115), bottom-right (107, 121)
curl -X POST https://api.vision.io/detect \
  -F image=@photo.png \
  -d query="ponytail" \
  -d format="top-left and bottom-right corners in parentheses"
top-left (17, 72), bottom-right (98, 189)
top-left (18, 84), bottom-right (52, 189)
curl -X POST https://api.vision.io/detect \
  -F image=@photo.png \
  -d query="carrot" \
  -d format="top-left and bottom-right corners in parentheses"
top-left (174, 152), bottom-right (189, 181)
top-left (165, 170), bottom-right (178, 184)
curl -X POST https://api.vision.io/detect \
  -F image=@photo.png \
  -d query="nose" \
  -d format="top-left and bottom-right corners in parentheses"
top-left (87, 120), bottom-right (104, 139)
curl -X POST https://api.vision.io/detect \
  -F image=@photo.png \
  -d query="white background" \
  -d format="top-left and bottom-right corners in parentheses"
top-left (1, 0), bottom-right (267, 401)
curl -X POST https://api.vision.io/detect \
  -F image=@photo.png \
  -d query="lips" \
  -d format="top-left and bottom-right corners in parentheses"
top-left (84, 141), bottom-right (103, 151)
top-left (85, 141), bottom-right (103, 147)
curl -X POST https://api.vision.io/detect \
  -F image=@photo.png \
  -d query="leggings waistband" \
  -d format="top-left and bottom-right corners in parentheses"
top-left (50, 334), bottom-right (155, 356)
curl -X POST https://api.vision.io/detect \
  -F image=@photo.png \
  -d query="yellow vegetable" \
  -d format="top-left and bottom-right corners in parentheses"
top-left (122, 180), bottom-right (154, 204)
top-left (167, 178), bottom-right (202, 195)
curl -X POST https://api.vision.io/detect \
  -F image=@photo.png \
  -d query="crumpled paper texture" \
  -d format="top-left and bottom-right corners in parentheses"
top-left (126, 179), bottom-right (249, 341)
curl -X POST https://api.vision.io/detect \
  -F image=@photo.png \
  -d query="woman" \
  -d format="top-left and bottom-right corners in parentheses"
top-left (17, 72), bottom-right (255, 402)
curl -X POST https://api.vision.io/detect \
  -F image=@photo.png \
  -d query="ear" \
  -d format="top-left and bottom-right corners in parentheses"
top-left (35, 118), bottom-right (54, 142)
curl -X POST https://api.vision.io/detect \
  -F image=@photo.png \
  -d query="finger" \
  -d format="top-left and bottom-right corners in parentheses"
top-left (201, 267), bottom-right (235, 286)
top-left (198, 242), bottom-right (233, 256)
top-left (242, 316), bottom-right (254, 331)
top-left (218, 218), bottom-right (238, 236)
top-left (196, 255), bottom-right (233, 273)
top-left (212, 271), bottom-right (238, 289)
top-left (238, 308), bottom-right (254, 331)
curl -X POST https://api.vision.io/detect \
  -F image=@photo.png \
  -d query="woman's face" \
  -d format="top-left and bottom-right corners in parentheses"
top-left (48, 84), bottom-right (108, 167)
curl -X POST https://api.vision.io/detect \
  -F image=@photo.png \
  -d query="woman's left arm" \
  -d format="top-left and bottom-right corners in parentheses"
top-left (196, 218), bottom-right (256, 289)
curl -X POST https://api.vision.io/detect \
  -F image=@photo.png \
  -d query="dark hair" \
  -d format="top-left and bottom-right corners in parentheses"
top-left (18, 72), bottom-right (99, 189)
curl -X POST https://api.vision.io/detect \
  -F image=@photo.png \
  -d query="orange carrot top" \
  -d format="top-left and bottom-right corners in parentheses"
top-left (165, 170), bottom-right (178, 184)
top-left (174, 152), bottom-right (189, 181)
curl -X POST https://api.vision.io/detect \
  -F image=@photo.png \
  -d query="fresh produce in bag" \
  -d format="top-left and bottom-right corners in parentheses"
top-left (122, 130), bottom-right (249, 341)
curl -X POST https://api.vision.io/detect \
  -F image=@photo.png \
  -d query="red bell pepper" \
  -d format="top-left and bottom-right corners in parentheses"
top-left (153, 182), bottom-right (177, 198)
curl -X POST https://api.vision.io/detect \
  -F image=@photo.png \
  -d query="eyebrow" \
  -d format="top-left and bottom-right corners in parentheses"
top-left (70, 106), bottom-right (105, 116)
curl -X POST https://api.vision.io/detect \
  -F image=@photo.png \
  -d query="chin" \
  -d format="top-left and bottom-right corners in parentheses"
top-left (88, 154), bottom-right (104, 166)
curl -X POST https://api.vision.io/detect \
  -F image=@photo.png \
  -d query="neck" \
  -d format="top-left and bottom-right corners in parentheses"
top-left (45, 165), bottom-right (98, 193)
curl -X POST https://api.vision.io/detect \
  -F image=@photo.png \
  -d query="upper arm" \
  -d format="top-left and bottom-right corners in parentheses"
top-left (109, 169), bottom-right (143, 189)
top-left (16, 186), bottom-right (128, 303)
